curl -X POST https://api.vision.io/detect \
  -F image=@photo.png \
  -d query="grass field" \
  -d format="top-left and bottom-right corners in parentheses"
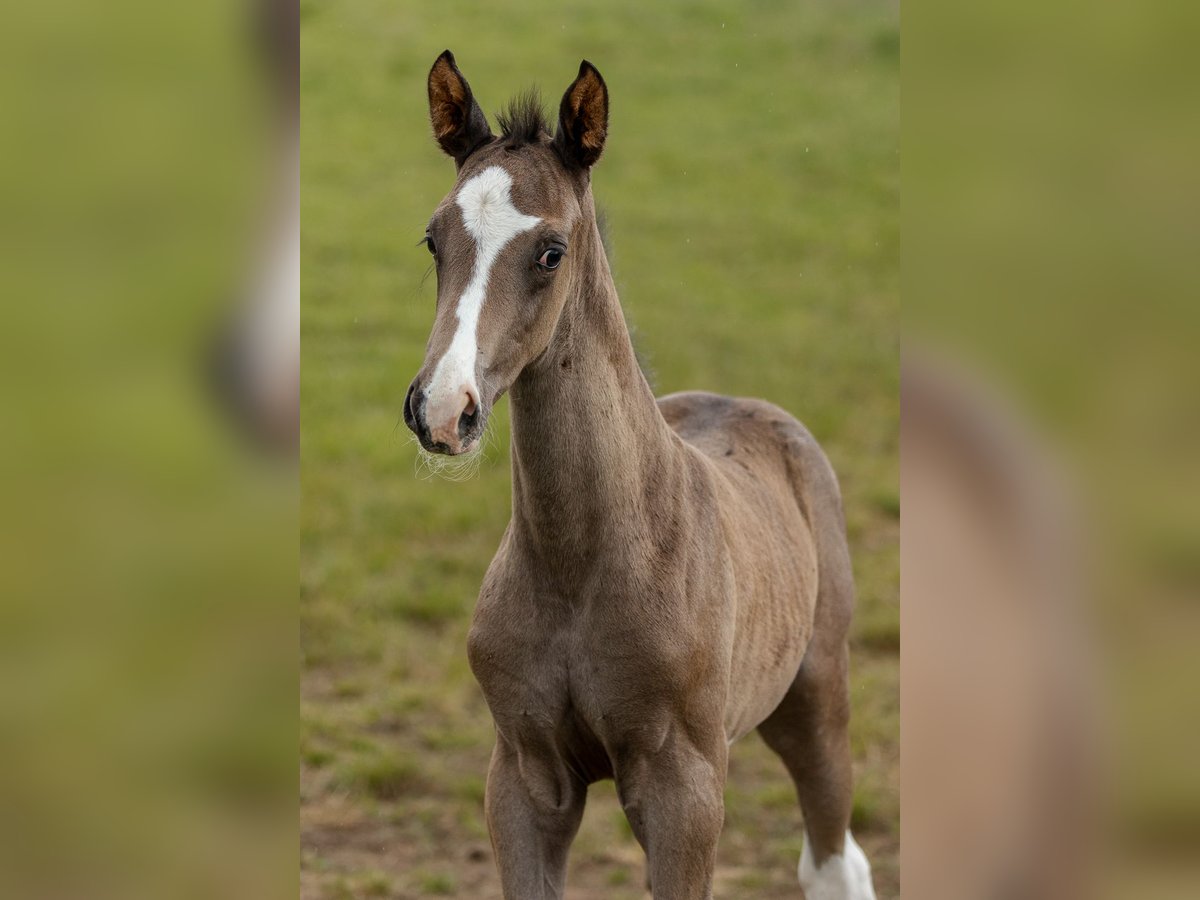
top-left (300, 1), bottom-right (898, 896)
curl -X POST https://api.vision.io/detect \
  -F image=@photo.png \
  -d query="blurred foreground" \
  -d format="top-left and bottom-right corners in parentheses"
top-left (0, 3), bottom-right (296, 899)
top-left (906, 1), bottom-right (1200, 896)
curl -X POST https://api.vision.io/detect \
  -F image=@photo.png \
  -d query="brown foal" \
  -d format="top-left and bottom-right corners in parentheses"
top-left (402, 51), bottom-right (876, 900)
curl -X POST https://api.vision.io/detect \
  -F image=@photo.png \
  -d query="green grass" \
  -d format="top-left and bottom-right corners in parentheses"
top-left (301, 0), bottom-right (898, 896)
top-left (415, 872), bottom-right (456, 895)
top-left (333, 752), bottom-right (422, 801)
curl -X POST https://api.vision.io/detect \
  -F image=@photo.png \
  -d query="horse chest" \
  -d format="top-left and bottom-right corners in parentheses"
top-left (470, 584), bottom-right (725, 757)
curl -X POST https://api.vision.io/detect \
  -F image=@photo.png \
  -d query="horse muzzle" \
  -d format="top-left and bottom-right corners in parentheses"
top-left (403, 377), bottom-right (484, 455)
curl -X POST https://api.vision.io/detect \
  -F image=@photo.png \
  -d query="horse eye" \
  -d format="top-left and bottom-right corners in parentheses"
top-left (537, 248), bottom-right (563, 270)
top-left (424, 235), bottom-right (436, 255)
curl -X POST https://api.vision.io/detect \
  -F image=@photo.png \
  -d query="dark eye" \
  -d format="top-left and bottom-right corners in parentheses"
top-left (537, 247), bottom-right (564, 270)
top-left (423, 234), bottom-right (436, 256)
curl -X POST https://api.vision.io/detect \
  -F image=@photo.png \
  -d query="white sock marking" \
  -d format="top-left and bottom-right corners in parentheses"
top-left (424, 166), bottom-right (540, 414)
top-left (799, 830), bottom-right (876, 900)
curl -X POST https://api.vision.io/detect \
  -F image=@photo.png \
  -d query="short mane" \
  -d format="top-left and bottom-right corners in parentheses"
top-left (495, 89), bottom-right (551, 147)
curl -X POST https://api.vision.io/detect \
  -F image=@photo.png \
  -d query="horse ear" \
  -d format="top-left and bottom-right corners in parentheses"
top-left (427, 50), bottom-right (492, 166)
top-left (555, 61), bottom-right (608, 170)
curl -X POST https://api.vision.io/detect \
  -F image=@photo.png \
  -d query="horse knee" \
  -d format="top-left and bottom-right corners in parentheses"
top-left (618, 750), bottom-right (725, 845)
top-left (622, 780), bottom-right (723, 840)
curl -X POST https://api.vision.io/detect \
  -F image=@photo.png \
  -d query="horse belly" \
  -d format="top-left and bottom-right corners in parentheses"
top-left (722, 497), bottom-right (820, 741)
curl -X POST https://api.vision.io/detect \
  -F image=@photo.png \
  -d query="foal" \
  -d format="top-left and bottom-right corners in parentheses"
top-left (403, 52), bottom-right (876, 900)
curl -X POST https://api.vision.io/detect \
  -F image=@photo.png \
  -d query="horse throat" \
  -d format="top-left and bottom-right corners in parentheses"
top-left (507, 214), bottom-right (680, 583)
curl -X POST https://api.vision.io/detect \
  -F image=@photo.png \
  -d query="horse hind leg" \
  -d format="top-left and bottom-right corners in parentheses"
top-left (758, 639), bottom-right (876, 899)
top-left (756, 502), bottom-right (876, 899)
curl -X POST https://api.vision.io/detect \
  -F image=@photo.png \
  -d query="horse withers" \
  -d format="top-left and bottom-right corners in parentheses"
top-left (403, 51), bottom-right (876, 900)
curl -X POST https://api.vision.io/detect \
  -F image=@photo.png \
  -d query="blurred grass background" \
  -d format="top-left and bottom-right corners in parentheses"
top-left (907, 2), bottom-right (1200, 894)
top-left (0, 4), bottom-right (295, 899)
top-left (301, 1), bottom-right (898, 896)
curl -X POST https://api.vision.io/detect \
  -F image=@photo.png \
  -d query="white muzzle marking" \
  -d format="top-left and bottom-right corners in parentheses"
top-left (423, 166), bottom-right (541, 430)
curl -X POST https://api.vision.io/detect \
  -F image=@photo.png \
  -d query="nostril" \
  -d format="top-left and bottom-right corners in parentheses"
top-left (403, 381), bottom-right (424, 435)
top-left (402, 383), bottom-right (415, 425)
top-left (458, 388), bottom-right (480, 441)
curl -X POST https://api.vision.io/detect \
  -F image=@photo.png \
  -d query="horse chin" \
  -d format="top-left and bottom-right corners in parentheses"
top-left (452, 430), bottom-right (482, 455)
top-left (422, 439), bottom-right (476, 457)
top-left (433, 420), bottom-right (487, 457)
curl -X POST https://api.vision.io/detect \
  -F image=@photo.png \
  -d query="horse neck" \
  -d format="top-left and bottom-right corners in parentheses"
top-left (507, 205), bottom-right (681, 578)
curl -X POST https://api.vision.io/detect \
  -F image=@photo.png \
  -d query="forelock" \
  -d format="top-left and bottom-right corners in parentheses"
top-left (495, 89), bottom-right (551, 148)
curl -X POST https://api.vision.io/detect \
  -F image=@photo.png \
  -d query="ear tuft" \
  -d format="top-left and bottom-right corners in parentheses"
top-left (555, 60), bottom-right (609, 170)
top-left (427, 50), bottom-right (493, 167)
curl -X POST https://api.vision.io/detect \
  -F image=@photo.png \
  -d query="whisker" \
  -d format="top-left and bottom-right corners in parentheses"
top-left (406, 430), bottom-right (488, 483)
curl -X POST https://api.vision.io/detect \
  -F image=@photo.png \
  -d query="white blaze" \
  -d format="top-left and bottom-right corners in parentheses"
top-left (424, 166), bottom-right (541, 415)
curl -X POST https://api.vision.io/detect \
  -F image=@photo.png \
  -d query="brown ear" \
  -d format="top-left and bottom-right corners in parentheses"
top-left (555, 60), bottom-right (608, 170)
top-left (427, 50), bottom-right (492, 166)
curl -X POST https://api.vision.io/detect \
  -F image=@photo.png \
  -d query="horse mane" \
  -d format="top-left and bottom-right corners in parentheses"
top-left (592, 204), bottom-right (656, 389)
top-left (495, 89), bottom-right (551, 147)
